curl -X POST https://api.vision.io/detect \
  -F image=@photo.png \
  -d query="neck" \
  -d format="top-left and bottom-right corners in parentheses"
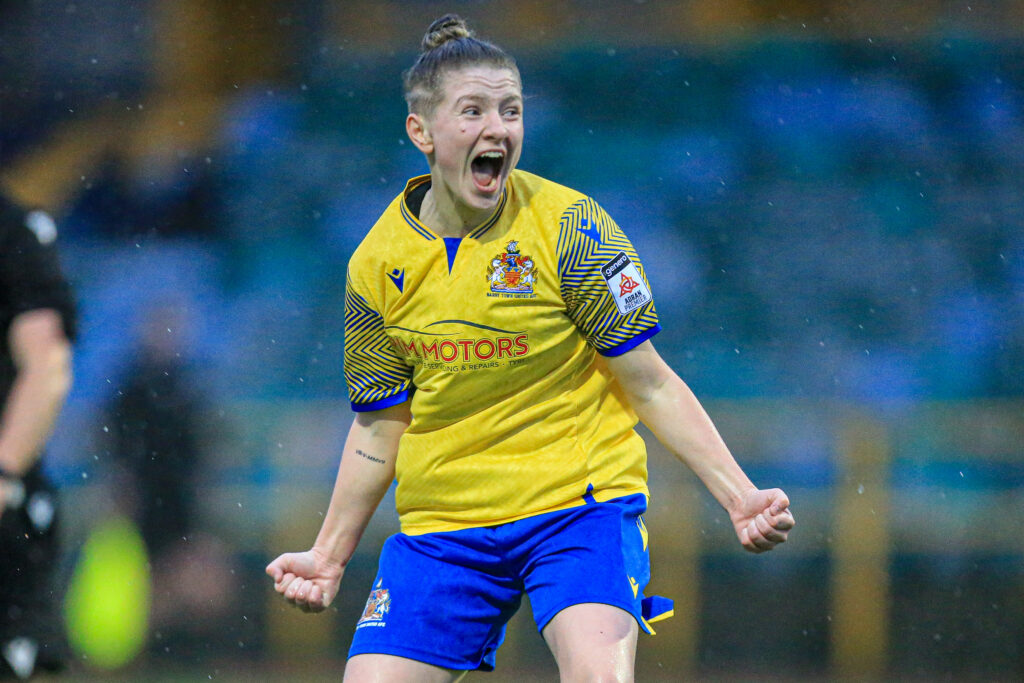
top-left (419, 184), bottom-right (493, 239)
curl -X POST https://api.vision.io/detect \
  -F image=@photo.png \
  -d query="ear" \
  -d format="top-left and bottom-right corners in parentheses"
top-left (406, 113), bottom-right (433, 154)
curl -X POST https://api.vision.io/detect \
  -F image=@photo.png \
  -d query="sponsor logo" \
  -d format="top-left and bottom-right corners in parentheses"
top-left (619, 273), bottom-right (639, 297)
top-left (386, 321), bottom-right (530, 371)
top-left (487, 240), bottom-right (536, 296)
top-left (601, 252), bottom-right (631, 280)
top-left (390, 334), bottom-right (529, 363)
top-left (357, 579), bottom-right (391, 628)
top-left (387, 267), bottom-right (405, 293)
top-left (576, 216), bottom-right (602, 244)
top-left (602, 251), bottom-right (652, 315)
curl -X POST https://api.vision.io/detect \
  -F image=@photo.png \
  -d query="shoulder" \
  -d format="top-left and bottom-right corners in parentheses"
top-left (349, 189), bottom-right (408, 275)
top-left (507, 171), bottom-right (620, 241)
top-left (0, 196), bottom-right (61, 257)
top-left (508, 169), bottom-right (588, 214)
top-left (0, 196), bottom-right (64, 279)
top-left (0, 195), bottom-right (29, 248)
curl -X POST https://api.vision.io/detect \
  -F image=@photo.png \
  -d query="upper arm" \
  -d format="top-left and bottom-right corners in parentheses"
top-left (2, 205), bottom-right (76, 330)
top-left (343, 270), bottom-right (413, 412)
top-left (556, 198), bottom-right (660, 356)
top-left (8, 308), bottom-right (72, 374)
top-left (348, 400), bottom-right (412, 469)
top-left (603, 340), bottom-right (675, 405)
top-left (354, 400), bottom-right (412, 440)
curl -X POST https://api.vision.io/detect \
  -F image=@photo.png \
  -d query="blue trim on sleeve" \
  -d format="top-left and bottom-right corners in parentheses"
top-left (351, 389), bottom-right (410, 413)
top-left (597, 323), bottom-right (661, 357)
top-left (443, 238), bottom-right (461, 274)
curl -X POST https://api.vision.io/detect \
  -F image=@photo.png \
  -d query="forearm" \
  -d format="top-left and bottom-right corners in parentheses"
top-left (0, 341), bottom-right (72, 476)
top-left (630, 371), bottom-right (754, 511)
top-left (606, 342), bottom-right (754, 513)
top-left (312, 408), bottom-right (406, 567)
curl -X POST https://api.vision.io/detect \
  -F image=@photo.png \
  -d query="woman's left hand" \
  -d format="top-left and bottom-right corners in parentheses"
top-left (729, 488), bottom-right (795, 553)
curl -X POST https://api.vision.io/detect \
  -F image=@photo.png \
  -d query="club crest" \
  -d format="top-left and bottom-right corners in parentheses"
top-left (357, 578), bottom-right (391, 627)
top-left (487, 241), bottom-right (536, 295)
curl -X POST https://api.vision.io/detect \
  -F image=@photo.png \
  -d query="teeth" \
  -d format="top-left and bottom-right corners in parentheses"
top-left (479, 151), bottom-right (504, 159)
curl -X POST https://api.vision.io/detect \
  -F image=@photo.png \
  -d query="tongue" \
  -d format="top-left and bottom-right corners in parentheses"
top-left (472, 159), bottom-right (499, 188)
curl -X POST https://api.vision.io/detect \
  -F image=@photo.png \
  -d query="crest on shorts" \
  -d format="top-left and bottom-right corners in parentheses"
top-left (487, 241), bottom-right (536, 295)
top-left (357, 578), bottom-right (391, 626)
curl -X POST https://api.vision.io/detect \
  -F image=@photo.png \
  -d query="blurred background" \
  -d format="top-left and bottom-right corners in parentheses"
top-left (2, 0), bottom-right (1022, 680)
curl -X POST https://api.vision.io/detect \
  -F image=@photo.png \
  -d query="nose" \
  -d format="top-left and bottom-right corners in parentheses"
top-left (482, 109), bottom-right (508, 139)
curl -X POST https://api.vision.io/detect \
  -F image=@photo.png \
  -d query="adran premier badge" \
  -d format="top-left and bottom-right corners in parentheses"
top-left (602, 251), bottom-right (651, 315)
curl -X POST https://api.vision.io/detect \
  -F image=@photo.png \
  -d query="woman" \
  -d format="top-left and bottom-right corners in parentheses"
top-left (267, 15), bottom-right (794, 682)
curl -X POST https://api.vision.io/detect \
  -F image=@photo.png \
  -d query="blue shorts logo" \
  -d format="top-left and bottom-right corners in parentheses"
top-left (357, 578), bottom-right (391, 628)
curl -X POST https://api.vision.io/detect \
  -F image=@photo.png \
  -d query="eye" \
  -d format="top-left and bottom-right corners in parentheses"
top-left (462, 106), bottom-right (481, 116)
top-left (503, 107), bottom-right (521, 119)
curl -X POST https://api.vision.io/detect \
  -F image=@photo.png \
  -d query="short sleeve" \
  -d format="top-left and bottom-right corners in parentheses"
top-left (0, 204), bottom-right (77, 341)
top-left (556, 198), bottom-right (660, 356)
top-left (343, 274), bottom-right (413, 412)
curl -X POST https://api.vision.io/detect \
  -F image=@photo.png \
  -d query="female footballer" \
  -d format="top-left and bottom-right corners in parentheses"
top-left (267, 14), bottom-right (794, 682)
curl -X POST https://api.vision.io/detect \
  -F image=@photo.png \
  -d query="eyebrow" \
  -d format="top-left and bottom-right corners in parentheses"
top-left (454, 93), bottom-right (523, 107)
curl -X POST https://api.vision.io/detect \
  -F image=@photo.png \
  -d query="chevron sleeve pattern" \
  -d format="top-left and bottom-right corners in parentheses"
top-left (556, 198), bottom-right (661, 356)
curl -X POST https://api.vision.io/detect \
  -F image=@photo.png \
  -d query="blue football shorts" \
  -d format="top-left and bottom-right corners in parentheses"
top-left (347, 493), bottom-right (674, 671)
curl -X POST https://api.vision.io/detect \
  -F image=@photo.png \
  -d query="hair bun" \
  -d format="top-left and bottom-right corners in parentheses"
top-left (421, 14), bottom-right (472, 51)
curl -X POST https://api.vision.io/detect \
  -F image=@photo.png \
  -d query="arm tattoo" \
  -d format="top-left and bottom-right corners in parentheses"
top-left (355, 449), bottom-right (386, 464)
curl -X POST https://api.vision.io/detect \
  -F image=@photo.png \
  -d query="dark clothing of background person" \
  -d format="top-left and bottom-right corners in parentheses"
top-left (100, 309), bottom-right (237, 664)
top-left (105, 357), bottom-right (204, 558)
top-left (0, 192), bottom-right (76, 679)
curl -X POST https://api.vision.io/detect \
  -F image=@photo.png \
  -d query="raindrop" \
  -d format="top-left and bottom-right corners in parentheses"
top-left (857, 484), bottom-right (864, 494)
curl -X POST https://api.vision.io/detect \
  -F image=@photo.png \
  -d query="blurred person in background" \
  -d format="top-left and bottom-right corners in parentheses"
top-left (268, 15), bottom-right (793, 682)
top-left (0, 191), bottom-right (75, 680)
top-left (100, 302), bottom-right (234, 661)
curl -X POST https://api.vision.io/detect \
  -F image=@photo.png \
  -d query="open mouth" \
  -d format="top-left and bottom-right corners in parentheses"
top-left (471, 150), bottom-right (505, 192)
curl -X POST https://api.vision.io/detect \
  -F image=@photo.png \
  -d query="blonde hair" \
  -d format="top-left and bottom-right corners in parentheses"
top-left (403, 14), bottom-right (520, 115)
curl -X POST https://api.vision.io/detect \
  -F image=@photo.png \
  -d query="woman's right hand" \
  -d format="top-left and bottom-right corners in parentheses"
top-left (265, 547), bottom-right (344, 613)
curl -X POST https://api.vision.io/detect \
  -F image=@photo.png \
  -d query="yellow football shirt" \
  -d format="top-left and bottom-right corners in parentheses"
top-left (345, 170), bottom-right (661, 534)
